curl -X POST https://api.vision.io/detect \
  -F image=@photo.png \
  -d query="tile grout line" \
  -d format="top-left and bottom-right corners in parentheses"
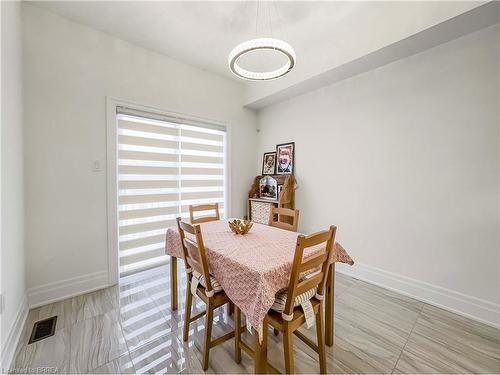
top-left (118, 320), bottom-right (138, 375)
top-left (335, 275), bottom-right (358, 298)
top-left (68, 316), bottom-right (72, 374)
top-left (115, 298), bottom-right (137, 375)
top-left (117, 274), bottom-right (190, 373)
top-left (84, 284), bottom-right (137, 374)
top-left (117, 280), bottom-right (149, 375)
top-left (390, 302), bottom-right (425, 374)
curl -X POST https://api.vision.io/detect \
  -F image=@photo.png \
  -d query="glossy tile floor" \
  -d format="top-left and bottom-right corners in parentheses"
top-left (12, 263), bottom-right (500, 374)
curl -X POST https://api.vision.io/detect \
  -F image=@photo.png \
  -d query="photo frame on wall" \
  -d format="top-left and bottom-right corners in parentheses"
top-left (261, 152), bottom-right (276, 176)
top-left (276, 142), bottom-right (295, 175)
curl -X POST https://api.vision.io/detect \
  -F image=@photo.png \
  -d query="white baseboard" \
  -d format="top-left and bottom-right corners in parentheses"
top-left (337, 262), bottom-right (500, 329)
top-left (1, 296), bottom-right (28, 370)
top-left (27, 271), bottom-right (110, 308)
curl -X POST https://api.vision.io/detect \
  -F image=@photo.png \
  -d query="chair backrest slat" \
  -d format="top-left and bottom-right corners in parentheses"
top-left (268, 207), bottom-right (299, 232)
top-left (282, 226), bottom-right (337, 317)
top-left (178, 219), bottom-right (196, 235)
top-left (176, 218), bottom-right (189, 270)
top-left (300, 230), bottom-right (332, 248)
top-left (298, 252), bottom-right (329, 272)
top-left (189, 203), bottom-right (220, 224)
top-left (176, 217), bottom-right (213, 292)
top-left (295, 273), bottom-right (324, 296)
top-left (183, 238), bottom-right (204, 275)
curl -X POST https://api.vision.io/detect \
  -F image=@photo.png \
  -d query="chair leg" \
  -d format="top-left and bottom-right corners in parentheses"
top-left (255, 316), bottom-right (269, 373)
top-left (234, 305), bottom-right (241, 363)
top-left (183, 279), bottom-right (193, 342)
top-left (170, 256), bottom-right (178, 311)
top-left (203, 301), bottom-right (214, 371)
top-left (228, 301), bottom-right (234, 316)
top-left (283, 327), bottom-right (295, 374)
top-left (316, 305), bottom-right (327, 374)
top-left (326, 263), bottom-right (335, 346)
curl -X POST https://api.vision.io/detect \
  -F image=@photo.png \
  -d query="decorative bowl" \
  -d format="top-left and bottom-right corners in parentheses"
top-left (228, 219), bottom-right (253, 235)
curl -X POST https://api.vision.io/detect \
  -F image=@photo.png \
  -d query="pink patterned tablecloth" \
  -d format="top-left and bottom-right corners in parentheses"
top-left (165, 220), bottom-right (353, 337)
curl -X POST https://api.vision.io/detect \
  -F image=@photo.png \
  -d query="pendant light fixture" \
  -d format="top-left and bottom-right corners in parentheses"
top-left (228, 2), bottom-right (296, 81)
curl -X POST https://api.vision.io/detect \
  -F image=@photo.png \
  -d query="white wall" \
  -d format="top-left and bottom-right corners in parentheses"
top-left (257, 24), bottom-right (500, 326)
top-left (1, 0), bottom-right (27, 367)
top-left (244, 1), bottom-right (483, 106)
top-left (22, 4), bottom-right (257, 302)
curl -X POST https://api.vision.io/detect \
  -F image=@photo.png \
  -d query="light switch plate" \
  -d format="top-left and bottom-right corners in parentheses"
top-left (93, 160), bottom-right (102, 172)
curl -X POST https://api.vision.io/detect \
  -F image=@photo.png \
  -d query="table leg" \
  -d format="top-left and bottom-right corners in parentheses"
top-left (326, 262), bottom-right (335, 347)
top-left (170, 256), bottom-right (178, 311)
top-left (254, 317), bottom-right (268, 374)
top-left (227, 301), bottom-right (234, 316)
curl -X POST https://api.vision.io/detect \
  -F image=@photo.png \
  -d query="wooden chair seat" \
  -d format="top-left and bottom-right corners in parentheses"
top-left (271, 287), bottom-right (316, 312)
top-left (193, 283), bottom-right (231, 307)
top-left (192, 270), bottom-right (223, 293)
top-left (267, 298), bottom-right (322, 330)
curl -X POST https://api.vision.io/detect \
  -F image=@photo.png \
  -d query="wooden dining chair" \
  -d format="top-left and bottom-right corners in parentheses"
top-left (189, 203), bottom-right (220, 224)
top-left (234, 225), bottom-right (337, 374)
top-left (176, 217), bottom-right (234, 370)
top-left (268, 206), bottom-right (300, 232)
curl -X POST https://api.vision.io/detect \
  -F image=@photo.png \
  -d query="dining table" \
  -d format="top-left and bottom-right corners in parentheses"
top-left (164, 219), bottom-right (353, 373)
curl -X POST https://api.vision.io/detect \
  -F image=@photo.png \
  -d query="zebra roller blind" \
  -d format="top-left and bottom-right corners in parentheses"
top-left (116, 107), bottom-right (226, 273)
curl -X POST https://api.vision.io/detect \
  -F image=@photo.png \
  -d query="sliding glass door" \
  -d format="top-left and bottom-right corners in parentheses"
top-left (115, 107), bottom-right (226, 276)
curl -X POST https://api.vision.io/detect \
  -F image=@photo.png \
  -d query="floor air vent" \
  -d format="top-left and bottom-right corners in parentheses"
top-left (28, 316), bottom-right (57, 344)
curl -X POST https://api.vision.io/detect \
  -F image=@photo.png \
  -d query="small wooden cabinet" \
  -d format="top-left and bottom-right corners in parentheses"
top-left (247, 175), bottom-right (296, 224)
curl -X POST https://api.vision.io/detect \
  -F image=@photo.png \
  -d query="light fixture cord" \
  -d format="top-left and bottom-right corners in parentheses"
top-left (267, 1), bottom-right (273, 38)
top-left (255, 1), bottom-right (275, 39)
top-left (255, 0), bottom-right (260, 36)
top-left (272, 1), bottom-right (281, 40)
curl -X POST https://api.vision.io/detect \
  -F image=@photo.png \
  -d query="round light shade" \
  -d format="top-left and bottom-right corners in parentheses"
top-left (228, 38), bottom-right (296, 81)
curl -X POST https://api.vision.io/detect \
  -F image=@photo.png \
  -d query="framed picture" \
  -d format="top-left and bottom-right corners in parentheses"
top-left (259, 175), bottom-right (278, 200)
top-left (277, 184), bottom-right (283, 198)
top-left (276, 142), bottom-right (295, 175)
top-left (261, 152), bottom-right (276, 176)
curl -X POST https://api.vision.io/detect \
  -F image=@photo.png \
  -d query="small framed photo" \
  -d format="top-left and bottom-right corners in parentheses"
top-left (277, 184), bottom-right (283, 198)
top-left (276, 142), bottom-right (295, 175)
top-left (261, 152), bottom-right (276, 176)
top-left (259, 176), bottom-right (278, 200)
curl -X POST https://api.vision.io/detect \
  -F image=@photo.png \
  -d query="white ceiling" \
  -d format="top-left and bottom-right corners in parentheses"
top-left (30, 1), bottom-right (386, 81)
top-left (31, 1), bottom-right (485, 106)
